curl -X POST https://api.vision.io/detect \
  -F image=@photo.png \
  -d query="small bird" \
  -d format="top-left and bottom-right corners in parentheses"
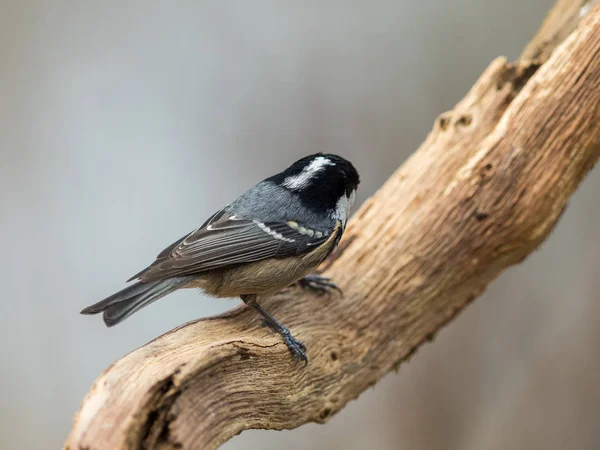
top-left (81, 153), bottom-right (360, 363)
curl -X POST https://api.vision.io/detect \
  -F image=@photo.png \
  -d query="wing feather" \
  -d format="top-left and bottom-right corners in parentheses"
top-left (131, 210), bottom-right (334, 282)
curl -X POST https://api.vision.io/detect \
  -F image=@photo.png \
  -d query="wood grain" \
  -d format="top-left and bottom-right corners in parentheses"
top-left (66, 4), bottom-right (600, 450)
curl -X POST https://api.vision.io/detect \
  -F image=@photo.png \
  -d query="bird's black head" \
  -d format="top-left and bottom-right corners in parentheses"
top-left (267, 153), bottom-right (360, 214)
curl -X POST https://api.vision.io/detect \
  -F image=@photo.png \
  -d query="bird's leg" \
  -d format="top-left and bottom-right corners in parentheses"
top-left (294, 274), bottom-right (342, 295)
top-left (241, 294), bottom-right (307, 365)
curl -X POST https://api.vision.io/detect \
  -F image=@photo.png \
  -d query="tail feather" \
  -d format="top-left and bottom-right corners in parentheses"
top-left (81, 278), bottom-right (188, 327)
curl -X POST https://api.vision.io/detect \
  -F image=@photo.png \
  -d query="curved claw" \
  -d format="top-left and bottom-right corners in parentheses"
top-left (246, 300), bottom-right (308, 366)
top-left (257, 317), bottom-right (307, 365)
top-left (295, 274), bottom-right (343, 296)
top-left (284, 334), bottom-right (308, 366)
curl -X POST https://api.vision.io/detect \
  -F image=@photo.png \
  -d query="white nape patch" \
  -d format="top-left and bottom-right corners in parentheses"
top-left (331, 189), bottom-right (356, 225)
top-left (253, 220), bottom-right (295, 242)
top-left (283, 156), bottom-right (335, 190)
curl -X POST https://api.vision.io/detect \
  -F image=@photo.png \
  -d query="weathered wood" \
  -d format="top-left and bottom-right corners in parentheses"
top-left (521, 0), bottom-right (599, 61)
top-left (65, 4), bottom-right (600, 450)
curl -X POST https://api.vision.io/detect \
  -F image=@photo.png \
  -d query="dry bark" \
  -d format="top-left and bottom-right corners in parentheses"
top-left (65, 2), bottom-right (600, 449)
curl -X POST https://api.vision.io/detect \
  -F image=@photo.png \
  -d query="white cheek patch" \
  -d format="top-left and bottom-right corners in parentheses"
top-left (331, 190), bottom-right (356, 225)
top-left (348, 190), bottom-right (356, 211)
top-left (283, 156), bottom-right (336, 190)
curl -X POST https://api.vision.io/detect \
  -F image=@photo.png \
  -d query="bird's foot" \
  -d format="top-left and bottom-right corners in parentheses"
top-left (295, 274), bottom-right (342, 295)
top-left (260, 320), bottom-right (307, 365)
top-left (246, 297), bottom-right (308, 366)
top-left (282, 331), bottom-right (308, 366)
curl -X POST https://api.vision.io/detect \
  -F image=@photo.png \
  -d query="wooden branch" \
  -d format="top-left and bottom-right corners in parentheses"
top-left (66, 4), bottom-right (600, 450)
top-left (521, 0), bottom-right (600, 61)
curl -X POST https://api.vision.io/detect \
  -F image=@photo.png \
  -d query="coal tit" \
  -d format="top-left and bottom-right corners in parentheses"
top-left (81, 153), bottom-right (360, 364)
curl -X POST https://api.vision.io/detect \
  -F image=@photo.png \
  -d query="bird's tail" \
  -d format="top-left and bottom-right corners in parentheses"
top-left (80, 278), bottom-right (188, 327)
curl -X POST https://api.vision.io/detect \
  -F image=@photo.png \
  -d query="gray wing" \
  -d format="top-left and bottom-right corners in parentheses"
top-left (129, 209), bottom-right (336, 282)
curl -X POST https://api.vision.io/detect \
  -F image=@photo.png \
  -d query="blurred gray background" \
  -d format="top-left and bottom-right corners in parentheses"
top-left (1, 1), bottom-right (599, 449)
